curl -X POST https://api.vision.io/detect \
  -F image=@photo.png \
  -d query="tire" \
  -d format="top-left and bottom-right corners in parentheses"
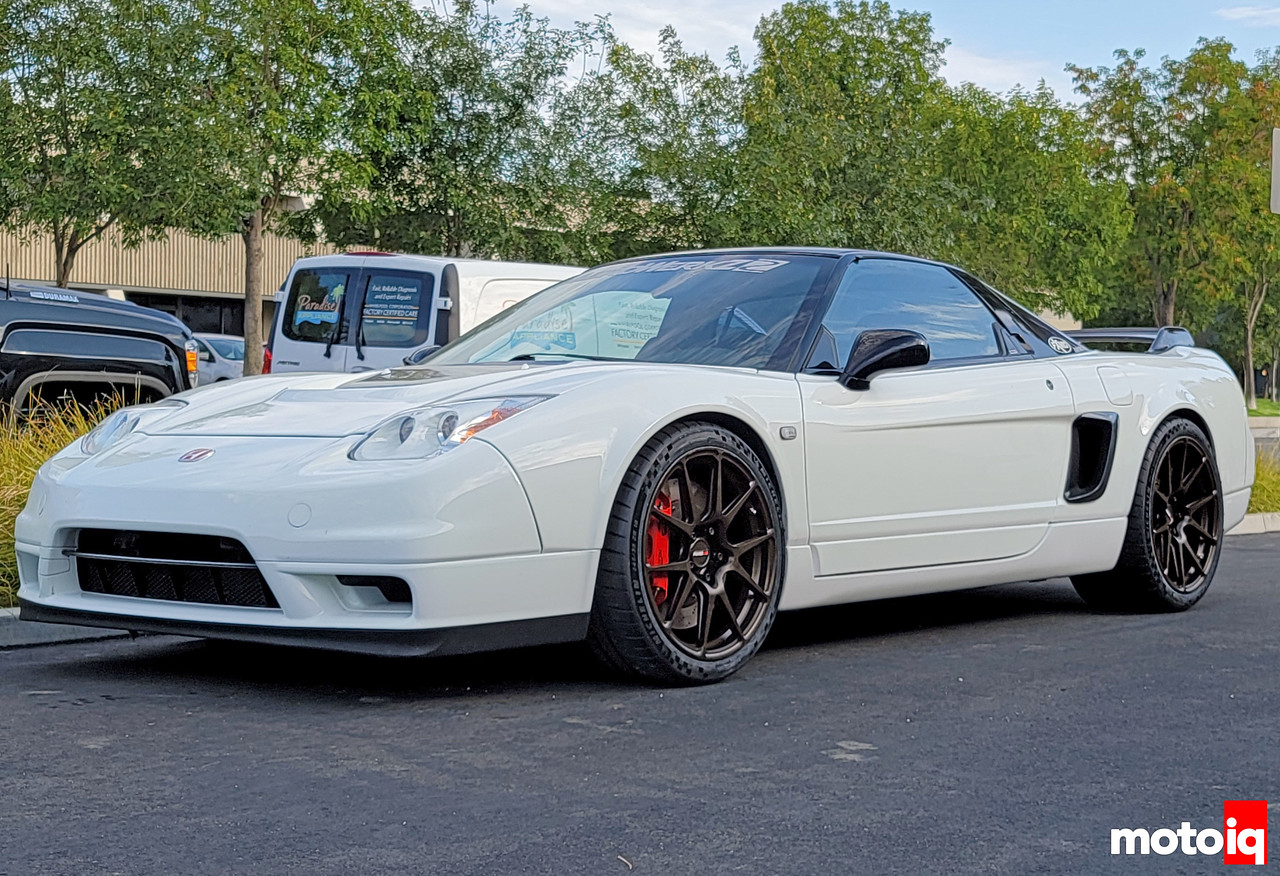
top-left (1071, 417), bottom-right (1223, 612)
top-left (587, 422), bottom-right (786, 684)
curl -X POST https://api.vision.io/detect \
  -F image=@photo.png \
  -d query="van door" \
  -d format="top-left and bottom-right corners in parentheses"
top-left (270, 266), bottom-right (358, 373)
top-left (348, 268), bottom-right (439, 371)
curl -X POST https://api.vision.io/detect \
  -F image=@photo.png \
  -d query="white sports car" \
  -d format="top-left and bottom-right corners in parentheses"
top-left (16, 249), bottom-right (1254, 682)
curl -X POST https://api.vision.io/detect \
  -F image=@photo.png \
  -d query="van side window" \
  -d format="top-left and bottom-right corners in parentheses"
top-left (283, 271), bottom-right (350, 343)
top-left (360, 273), bottom-right (434, 347)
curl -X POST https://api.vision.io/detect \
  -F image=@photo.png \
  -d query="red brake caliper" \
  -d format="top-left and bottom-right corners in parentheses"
top-left (647, 492), bottom-right (672, 605)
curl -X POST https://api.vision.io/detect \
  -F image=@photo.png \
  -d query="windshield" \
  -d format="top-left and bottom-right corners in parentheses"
top-left (206, 337), bottom-right (245, 360)
top-left (431, 254), bottom-right (835, 371)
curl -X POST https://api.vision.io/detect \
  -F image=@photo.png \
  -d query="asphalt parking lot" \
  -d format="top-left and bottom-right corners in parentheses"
top-left (2, 537), bottom-right (1277, 876)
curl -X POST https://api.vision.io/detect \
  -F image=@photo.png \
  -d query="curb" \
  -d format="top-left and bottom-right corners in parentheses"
top-left (0, 606), bottom-right (129, 650)
top-left (2, 514), bottom-right (1277, 650)
top-left (1227, 512), bottom-right (1280, 536)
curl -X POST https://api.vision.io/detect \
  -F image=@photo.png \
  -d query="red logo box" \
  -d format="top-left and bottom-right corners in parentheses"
top-left (1224, 800), bottom-right (1267, 866)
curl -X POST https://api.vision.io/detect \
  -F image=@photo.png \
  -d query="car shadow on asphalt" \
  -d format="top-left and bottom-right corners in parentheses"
top-left (37, 579), bottom-right (1091, 698)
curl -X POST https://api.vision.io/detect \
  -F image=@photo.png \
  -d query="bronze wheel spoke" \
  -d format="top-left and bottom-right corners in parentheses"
top-left (702, 453), bottom-right (722, 522)
top-left (651, 505), bottom-right (694, 538)
top-left (721, 480), bottom-right (759, 525)
top-left (1185, 518), bottom-right (1218, 544)
top-left (1182, 542), bottom-right (1206, 578)
top-left (695, 588), bottom-right (715, 654)
top-left (646, 559), bottom-right (692, 575)
top-left (1185, 491), bottom-right (1218, 513)
top-left (717, 590), bottom-right (746, 642)
top-left (730, 529), bottom-right (774, 557)
top-left (727, 559), bottom-right (770, 600)
top-left (662, 574), bottom-right (696, 626)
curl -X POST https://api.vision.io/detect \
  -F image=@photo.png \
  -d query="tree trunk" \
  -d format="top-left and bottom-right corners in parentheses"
top-left (1244, 279), bottom-right (1268, 411)
top-left (242, 207), bottom-right (266, 376)
top-left (1244, 330), bottom-right (1256, 410)
top-left (1153, 280), bottom-right (1177, 327)
top-left (52, 223), bottom-right (77, 288)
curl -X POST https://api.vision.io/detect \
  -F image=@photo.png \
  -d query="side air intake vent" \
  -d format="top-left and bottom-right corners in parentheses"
top-left (1065, 412), bottom-right (1120, 503)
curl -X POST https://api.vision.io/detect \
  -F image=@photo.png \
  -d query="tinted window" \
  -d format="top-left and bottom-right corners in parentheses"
top-left (818, 259), bottom-right (1000, 365)
top-left (283, 270), bottom-right (350, 343)
top-left (360, 272), bottom-right (433, 348)
top-left (435, 255), bottom-right (834, 371)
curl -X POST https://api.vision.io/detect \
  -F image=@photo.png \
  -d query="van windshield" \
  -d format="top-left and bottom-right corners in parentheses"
top-left (430, 254), bottom-right (835, 371)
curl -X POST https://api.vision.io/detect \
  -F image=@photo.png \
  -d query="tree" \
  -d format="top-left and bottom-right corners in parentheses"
top-left (196, 0), bottom-right (414, 374)
top-left (306, 2), bottom-right (600, 263)
top-left (931, 85), bottom-right (1131, 319)
top-left (1071, 41), bottom-right (1246, 327)
top-left (1196, 50), bottom-right (1280, 408)
top-left (0, 0), bottom-right (239, 286)
top-left (736, 0), bottom-right (950, 253)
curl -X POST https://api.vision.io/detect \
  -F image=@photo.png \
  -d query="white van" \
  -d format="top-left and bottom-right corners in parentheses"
top-left (265, 252), bottom-right (583, 374)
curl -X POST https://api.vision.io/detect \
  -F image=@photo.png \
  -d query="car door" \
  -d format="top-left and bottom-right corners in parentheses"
top-left (271, 265), bottom-right (358, 373)
top-left (348, 268), bottom-right (440, 372)
top-left (799, 258), bottom-right (1075, 576)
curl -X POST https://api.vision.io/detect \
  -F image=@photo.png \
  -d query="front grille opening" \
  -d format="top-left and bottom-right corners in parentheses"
top-left (74, 529), bottom-right (279, 609)
top-left (338, 575), bottom-right (412, 605)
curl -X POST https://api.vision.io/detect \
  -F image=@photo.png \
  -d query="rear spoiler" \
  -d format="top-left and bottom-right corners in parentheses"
top-left (1066, 326), bottom-right (1195, 353)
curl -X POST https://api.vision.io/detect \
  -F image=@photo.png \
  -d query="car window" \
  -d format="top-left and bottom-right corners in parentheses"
top-left (195, 339), bottom-right (212, 358)
top-left (440, 255), bottom-right (834, 371)
top-left (206, 337), bottom-right (244, 360)
top-left (816, 259), bottom-right (1001, 366)
top-left (360, 272), bottom-right (434, 348)
top-left (283, 270), bottom-right (350, 343)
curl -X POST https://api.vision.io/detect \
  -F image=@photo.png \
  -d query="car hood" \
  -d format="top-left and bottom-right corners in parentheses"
top-left (144, 362), bottom-right (621, 437)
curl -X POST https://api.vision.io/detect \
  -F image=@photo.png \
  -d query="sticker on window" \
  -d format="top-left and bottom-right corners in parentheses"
top-left (614, 258), bottom-right (790, 276)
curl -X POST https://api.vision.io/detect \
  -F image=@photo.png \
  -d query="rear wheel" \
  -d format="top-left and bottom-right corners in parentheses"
top-left (587, 423), bottom-right (785, 684)
top-left (1071, 417), bottom-right (1222, 612)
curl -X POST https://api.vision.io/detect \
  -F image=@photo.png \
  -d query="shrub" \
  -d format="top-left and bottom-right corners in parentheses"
top-left (0, 403), bottom-right (111, 608)
top-left (1248, 452), bottom-right (1280, 515)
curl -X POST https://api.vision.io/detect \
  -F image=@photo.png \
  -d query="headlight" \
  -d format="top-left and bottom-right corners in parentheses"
top-left (350, 396), bottom-right (549, 461)
top-left (80, 399), bottom-right (187, 456)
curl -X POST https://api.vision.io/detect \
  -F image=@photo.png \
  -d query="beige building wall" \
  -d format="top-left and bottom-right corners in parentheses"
top-left (0, 227), bottom-right (339, 298)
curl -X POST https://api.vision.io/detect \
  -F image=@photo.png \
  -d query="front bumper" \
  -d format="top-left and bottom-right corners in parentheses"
top-left (16, 433), bottom-right (600, 654)
top-left (18, 598), bottom-right (589, 657)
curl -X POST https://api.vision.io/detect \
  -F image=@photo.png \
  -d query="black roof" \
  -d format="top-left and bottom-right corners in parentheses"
top-left (1, 282), bottom-right (193, 343)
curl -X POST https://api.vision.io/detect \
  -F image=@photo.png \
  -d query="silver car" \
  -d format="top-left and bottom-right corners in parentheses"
top-left (193, 333), bottom-right (245, 383)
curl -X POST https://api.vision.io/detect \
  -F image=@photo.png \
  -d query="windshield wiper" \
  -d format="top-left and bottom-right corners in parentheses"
top-left (506, 352), bottom-right (624, 362)
top-left (324, 290), bottom-right (349, 359)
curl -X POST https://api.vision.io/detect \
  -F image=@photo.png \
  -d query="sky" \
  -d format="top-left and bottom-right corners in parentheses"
top-left (488, 0), bottom-right (1280, 97)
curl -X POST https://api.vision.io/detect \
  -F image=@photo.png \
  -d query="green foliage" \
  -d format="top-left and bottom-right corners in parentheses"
top-left (0, 402), bottom-right (112, 608)
top-left (1248, 453), bottom-right (1280, 512)
top-left (0, 0), bottom-right (247, 284)
top-left (305, 1), bottom-right (602, 261)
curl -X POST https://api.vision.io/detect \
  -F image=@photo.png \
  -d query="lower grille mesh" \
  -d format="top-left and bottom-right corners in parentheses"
top-left (74, 530), bottom-right (279, 609)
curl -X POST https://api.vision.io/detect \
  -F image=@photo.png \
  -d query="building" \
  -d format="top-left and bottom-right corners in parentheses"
top-left (0, 227), bottom-right (339, 335)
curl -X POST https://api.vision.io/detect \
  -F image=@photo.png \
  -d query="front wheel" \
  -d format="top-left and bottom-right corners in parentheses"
top-left (587, 423), bottom-right (786, 684)
top-left (1072, 417), bottom-right (1223, 612)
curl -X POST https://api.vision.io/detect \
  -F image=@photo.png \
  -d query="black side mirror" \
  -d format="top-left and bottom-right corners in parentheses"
top-left (403, 345), bottom-right (440, 366)
top-left (839, 329), bottom-right (930, 390)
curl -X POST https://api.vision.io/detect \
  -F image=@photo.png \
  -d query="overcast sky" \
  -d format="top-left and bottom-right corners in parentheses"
top-left (489, 0), bottom-right (1280, 97)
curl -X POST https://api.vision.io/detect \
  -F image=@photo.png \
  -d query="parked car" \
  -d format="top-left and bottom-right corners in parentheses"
top-left (264, 252), bottom-right (582, 374)
top-left (0, 281), bottom-right (197, 409)
top-left (193, 333), bottom-right (245, 383)
top-left (17, 249), bottom-right (1254, 683)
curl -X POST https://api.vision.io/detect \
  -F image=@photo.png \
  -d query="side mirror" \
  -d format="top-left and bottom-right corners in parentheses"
top-left (839, 329), bottom-right (930, 390)
top-left (403, 345), bottom-right (440, 366)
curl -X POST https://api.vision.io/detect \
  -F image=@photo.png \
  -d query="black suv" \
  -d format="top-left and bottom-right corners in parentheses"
top-left (0, 283), bottom-right (198, 409)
